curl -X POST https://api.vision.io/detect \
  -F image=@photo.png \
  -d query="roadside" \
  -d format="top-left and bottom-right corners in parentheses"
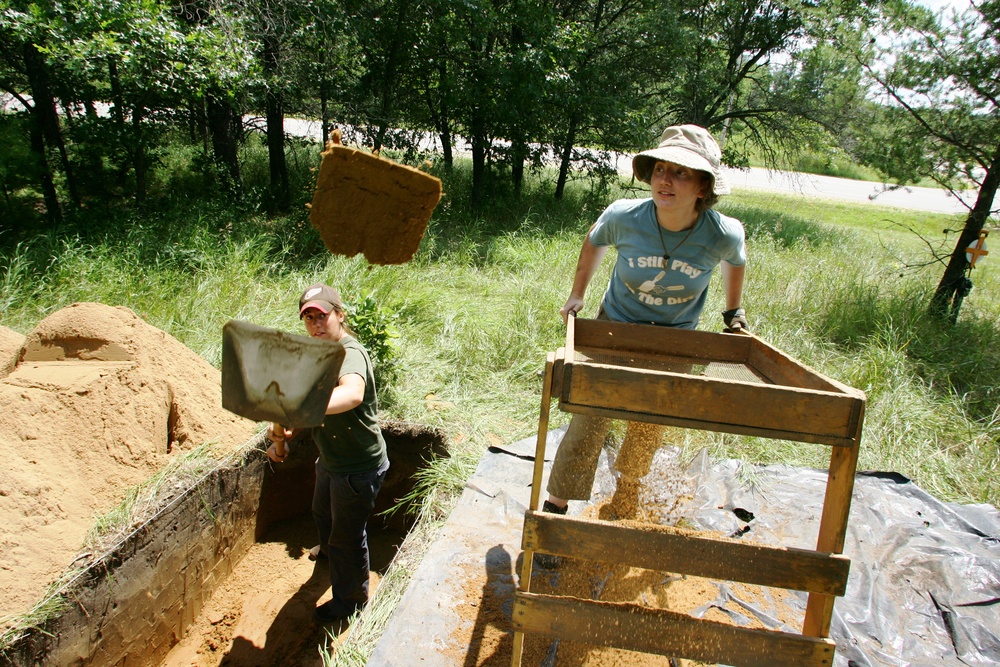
top-left (0, 95), bottom-right (970, 217)
top-left (284, 116), bottom-right (972, 216)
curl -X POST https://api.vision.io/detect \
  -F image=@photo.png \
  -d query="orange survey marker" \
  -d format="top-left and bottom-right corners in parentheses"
top-left (309, 132), bottom-right (443, 265)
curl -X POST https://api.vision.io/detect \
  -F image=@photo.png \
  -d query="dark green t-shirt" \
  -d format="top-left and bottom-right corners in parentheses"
top-left (311, 335), bottom-right (388, 474)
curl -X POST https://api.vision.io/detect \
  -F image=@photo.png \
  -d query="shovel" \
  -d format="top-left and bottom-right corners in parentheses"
top-left (221, 320), bottom-right (346, 458)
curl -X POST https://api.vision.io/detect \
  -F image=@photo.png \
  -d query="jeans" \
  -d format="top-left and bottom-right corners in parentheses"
top-left (312, 458), bottom-right (389, 612)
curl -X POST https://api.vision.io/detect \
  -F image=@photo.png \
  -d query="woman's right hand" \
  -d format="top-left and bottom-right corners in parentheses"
top-left (266, 442), bottom-right (288, 463)
top-left (265, 423), bottom-right (292, 462)
top-left (560, 296), bottom-right (584, 324)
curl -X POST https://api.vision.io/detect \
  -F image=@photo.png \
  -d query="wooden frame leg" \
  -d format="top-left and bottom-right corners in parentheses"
top-left (512, 353), bottom-right (555, 667)
top-left (803, 441), bottom-right (860, 637)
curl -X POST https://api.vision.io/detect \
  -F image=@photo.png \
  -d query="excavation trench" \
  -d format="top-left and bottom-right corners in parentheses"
top-left (6, 421), bottom-right (446, 667)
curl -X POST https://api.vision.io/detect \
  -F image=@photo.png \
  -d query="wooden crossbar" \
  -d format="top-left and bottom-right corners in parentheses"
top-left (562, 363), bottom-right (861, 444)
top-left (513, 592), bottom-right (837, 667)
top-left (522, 512), bottom-right (850, 597)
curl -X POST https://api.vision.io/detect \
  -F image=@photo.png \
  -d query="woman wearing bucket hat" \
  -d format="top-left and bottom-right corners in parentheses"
top-left (266, 282), bottom-right (390, 624)
top-left (538, 125), bottom-right (747, 545)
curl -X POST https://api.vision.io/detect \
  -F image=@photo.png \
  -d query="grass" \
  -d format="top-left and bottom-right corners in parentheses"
top-left (83, 443), bottom-right (224, 554)
top-left (1, 143), bottom-right (998, 664)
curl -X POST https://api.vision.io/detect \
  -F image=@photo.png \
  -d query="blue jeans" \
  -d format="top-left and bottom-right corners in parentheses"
top-left (312, 458), bottom-right (389, 612)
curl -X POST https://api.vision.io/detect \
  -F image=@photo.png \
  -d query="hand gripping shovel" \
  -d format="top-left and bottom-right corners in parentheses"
top-left (221, 320), bottom-right (346, 458)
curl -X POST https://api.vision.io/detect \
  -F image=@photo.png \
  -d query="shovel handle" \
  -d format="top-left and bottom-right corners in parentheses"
top-left (271, 422), bottom-right (287, 458)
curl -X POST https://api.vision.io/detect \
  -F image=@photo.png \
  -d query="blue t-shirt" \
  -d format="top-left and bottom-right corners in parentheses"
top-left (590, 198), bottom-right (746, 329)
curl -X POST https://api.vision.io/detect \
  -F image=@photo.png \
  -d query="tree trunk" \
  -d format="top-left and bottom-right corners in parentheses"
top-left (430, 58), bottom-right (454, 169)
top-left (320, 69), bottom-right (330, 147)
top-left (439, 129), bottom-right (454, 169)
top-left (26, 102), bottom-right (62, 222)
top-left (470, 108), bottom-right (488, 209)
top-left (108, 58), bottom-right (126, 129)
top-left (207, 91), bottom-right (241, 184)
top-left (23, 41), bottom-right (79, 207)
top-left (132, 103), bottom-right (147, 206)
top-left (265, 91), bottom-right (288, 210)
top-left (511, 137), bottom-right (527, 197)
top-left (555, 116), bottom-right (578, 200)
top-left (929, 143), bottom-right (1000, 320)
top-left (263, 35), bottom-right (289, 211)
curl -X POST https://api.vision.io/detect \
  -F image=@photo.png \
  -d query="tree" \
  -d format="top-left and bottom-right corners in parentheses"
top-left (859, 0), bottom-right (1000, 321)
top-left (648, 0), bottom-right (879, 169)
top-left (45, 0), bottom-right (251, 205)
top-left (0, 0), bottom-right (77, 220)
top-left (544, 0), bottom-right (666, 199)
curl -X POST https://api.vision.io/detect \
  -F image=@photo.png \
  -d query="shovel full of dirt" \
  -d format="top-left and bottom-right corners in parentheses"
top-left (308, 131), bottom-right (443, 265)
top-left (221, 320), bottom-right (346, 457)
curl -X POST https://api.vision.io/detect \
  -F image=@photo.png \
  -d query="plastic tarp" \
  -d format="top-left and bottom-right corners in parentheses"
top-left (369, 429), bottom-right (1000, 666)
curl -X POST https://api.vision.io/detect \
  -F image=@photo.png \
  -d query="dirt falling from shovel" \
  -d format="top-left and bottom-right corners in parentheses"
top-left (308, 131), bottom-right (442, 265)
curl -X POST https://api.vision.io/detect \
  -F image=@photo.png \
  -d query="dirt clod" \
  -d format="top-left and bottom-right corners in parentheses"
top-left (309, 143), bottom-right (442, 265)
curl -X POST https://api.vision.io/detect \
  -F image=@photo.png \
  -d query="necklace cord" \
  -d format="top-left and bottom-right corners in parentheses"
top-left (655, 216), bottom-right (698, 266)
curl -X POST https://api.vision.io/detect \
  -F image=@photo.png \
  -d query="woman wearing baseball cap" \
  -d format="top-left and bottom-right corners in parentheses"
top-left (266, 282), bottom-right (389, 624)
top-left (540, 125), bottom-right (748, 546)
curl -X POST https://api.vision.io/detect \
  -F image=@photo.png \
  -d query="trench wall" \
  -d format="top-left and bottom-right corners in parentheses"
top-left (3, 421), bottom-right (446, 667)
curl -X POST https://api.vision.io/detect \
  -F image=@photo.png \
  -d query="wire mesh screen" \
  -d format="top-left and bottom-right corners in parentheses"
top-left (575, 349), bottom-right (766, 384)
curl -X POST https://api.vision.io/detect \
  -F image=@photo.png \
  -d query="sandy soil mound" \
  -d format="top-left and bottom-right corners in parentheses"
top-left (0, 324), bottom-right (24, 378)
top-left (0, 303), bottom-right (256, 621)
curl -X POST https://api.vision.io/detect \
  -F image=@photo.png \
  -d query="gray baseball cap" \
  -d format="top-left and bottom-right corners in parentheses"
top-left (299, 283), bottom-right (343, 317)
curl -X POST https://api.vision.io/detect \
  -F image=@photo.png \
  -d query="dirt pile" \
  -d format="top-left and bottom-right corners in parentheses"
top-left (0, 324), bottom-right (23, 377)
top-left (0, 303), bottom-right (256, 621)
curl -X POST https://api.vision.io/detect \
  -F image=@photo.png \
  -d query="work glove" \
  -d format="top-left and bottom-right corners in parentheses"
top-left (722, 307), bottom-right (749, 334)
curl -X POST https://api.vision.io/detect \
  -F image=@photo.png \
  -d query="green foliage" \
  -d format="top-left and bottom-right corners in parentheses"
top-left (0, 115), bottom-right (36, 204)
top-left (1, 0), bottom-right (895, 220)
top-left (344, 294), bottom-right (401, 404)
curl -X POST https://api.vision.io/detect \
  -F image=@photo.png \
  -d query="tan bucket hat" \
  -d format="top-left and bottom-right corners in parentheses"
top-left (632, 124), bottom-right (730, 195)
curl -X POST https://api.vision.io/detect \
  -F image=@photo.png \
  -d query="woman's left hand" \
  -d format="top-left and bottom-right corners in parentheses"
top-left (722, 307), bottom-right (749, 334)
top-left (265, 423), bottom-right (293, 462)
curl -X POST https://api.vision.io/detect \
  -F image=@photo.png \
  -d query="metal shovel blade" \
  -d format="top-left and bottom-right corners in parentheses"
top-left (221, 319), bottom-right (346, 428)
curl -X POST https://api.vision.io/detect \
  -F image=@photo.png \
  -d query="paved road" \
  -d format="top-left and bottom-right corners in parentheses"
top-left (291, 115), bottom-right (972, 216)
top-left (603, 146), bottom-right (972, 215)
top-left (723, 166), bottom-right (972, 215)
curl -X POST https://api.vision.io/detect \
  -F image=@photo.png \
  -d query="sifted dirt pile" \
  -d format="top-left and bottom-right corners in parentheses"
top-left (0, 324), bottom-right (24, 377)
top-left (0, 303), bottom-right (256, 622)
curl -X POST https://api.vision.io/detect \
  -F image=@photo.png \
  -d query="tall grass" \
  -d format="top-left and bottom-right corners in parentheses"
top-left (2, 147), bottom-right (996, 502)
top-left (1, 139), bottom-right (997, 663)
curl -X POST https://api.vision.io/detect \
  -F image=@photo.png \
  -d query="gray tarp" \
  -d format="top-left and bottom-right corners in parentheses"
top-left (369, 429), bottom-right (1000, 666)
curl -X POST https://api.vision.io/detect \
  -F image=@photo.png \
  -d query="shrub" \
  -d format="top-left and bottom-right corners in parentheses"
top-left (345, 294), bottom-right (401, 402)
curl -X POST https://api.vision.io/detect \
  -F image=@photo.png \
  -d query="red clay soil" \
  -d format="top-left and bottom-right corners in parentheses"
top-left (0, 303), bottom-right (257, 623)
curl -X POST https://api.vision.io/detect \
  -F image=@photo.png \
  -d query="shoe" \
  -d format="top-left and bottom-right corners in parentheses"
top-left (308, 545), bottom-right (328, 561)
top-left (534, 501), bottom-right (569, 569)
top-left (314, 599), bottom-right (358, 624)
top-left (541, 500), bottom-right (568, 515)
